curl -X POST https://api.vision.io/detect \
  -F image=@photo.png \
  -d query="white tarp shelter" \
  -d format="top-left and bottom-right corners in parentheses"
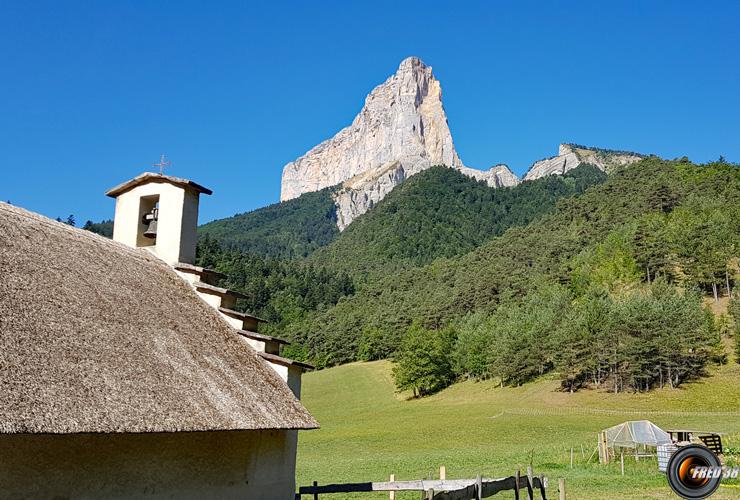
top-left (603, 420), bottom-right (672, 449)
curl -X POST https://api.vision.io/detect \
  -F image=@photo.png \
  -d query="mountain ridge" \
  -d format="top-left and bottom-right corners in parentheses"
top-left (198, 187), bottom-right (339, 259)
top-left (280, 56), bottom-right (645, 229)
top-left (309, 164), bottom-right (607, 281)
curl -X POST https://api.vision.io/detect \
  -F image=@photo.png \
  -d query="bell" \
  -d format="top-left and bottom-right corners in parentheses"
top-left (142, 208), bottom-right (158, 239)
top-left (143, 218), bottom-right (158, 239)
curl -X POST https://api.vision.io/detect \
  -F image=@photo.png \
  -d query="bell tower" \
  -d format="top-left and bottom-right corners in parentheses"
top-left (106, 167), bottom-right (311, 398)
top-left (106, 172), bottom-right (212, 265)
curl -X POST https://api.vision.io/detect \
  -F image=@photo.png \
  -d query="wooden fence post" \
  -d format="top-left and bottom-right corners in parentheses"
top-left (526, 466), bottom-right (534, 500)
top-left (570, 448), bottom-right (574, 469)
top-left (476, 474), bottom-right (482, 500)
top-left (620, 451), bottom-right (625, 476)
top-left (389, 474), bottom-right (395, 500)
top-left (539, 473), bottom-right (547, 500)
top-left (598, 432), bottom-right (609, 464)
top-left (558, 478), bottom-right (566, 500)
top-left (313, 480), bottom-right (318, 500)
top-left (514, 470), bottom-right (520, 500)
top-left (439, 465), bottom-right (446, 481)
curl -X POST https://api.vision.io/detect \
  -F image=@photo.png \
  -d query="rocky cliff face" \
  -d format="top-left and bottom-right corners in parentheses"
top-left (458, 164), bottom-right (519, 188)
top-left (281, 57), bottom-right (644, 230)
top-left (333, 161), bottom-right (406, 230)
top-left (523, 144), bottom-right (643, 181)
top-left (281, 57), bottom-right (517, 228)
top-left (281, 57), bottom-right (462, 201)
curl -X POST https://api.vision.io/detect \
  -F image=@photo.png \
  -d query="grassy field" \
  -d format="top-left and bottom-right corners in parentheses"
top-left (296, 360), bottom-right (740, 499)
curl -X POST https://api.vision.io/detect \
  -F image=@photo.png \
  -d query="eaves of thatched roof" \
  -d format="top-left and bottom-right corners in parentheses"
top-left (0, 202), bottom-right (318, 434)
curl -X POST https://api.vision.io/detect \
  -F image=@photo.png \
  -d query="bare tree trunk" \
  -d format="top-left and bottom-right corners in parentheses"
top-left (726, 270), bottom-right (732, 298)
top-left (647, 266), bottom-right (651, 284)
top-left (713, 283), bottom-right (719, 303)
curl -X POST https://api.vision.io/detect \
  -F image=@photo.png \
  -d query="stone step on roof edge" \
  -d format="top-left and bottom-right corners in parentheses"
top-left (237, 329), bottom-right (290, 345)
top-left (219, 306), bottom-right (268, 324)
top-left (194, 281), bottom-right (247, 300)
top-left (259, 352), bottom-right (315, 371)
top-left (174, 262), bottom-right (227, 280)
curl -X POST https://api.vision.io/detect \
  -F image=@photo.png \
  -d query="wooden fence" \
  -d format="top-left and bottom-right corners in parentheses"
top-left (297, 466), bottom-right (550, 499)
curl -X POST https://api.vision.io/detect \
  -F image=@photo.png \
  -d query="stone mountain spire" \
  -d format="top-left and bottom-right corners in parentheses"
top-left (280, 57), bottom-right (518, 229)
top-left (281, 57), bottom-right (463, 200)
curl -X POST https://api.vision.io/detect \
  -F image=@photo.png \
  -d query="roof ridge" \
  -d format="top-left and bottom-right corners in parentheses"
top-left (0, 202), bottom-right (163, 265)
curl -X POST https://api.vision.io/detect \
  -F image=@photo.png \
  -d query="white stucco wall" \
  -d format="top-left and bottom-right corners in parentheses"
top-left (287, 365), bottom-right (303, 398)
top-left (221, 312), bottom-right (246, 330)
top-left (241, 334), bottom-right (268, 352)
top-left (198, 290), bottom-right (223, 309)
top-left (265, 362), bottom-right (303, 398)
top-left (0, 429), bottom-right (299, 499)
top-left (175, 269), bottom-right (201, 285)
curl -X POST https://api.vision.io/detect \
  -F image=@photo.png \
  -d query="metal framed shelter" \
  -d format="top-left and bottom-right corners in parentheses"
top-left (598, 420), bottom-right (672, 464)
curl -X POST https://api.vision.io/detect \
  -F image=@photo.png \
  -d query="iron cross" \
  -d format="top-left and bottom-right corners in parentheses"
top-left (153, 154), bottom-right (172, 175)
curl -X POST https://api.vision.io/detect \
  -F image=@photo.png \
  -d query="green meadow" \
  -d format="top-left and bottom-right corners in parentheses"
top-left (297, 360), bottom-right (740, 499)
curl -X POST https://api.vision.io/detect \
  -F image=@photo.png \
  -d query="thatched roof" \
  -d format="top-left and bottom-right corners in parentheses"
top-left (0, 202), bottom-right (318, 434)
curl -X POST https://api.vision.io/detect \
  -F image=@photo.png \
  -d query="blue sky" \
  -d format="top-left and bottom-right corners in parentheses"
top-left (1, 1), bottom-right (739, 224)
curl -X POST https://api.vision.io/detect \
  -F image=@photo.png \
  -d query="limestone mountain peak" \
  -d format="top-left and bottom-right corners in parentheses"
top-left (280, 58), bottom-right (642, 230)
top-left (397, 55), bottom-right (425, 69)
top-left (281, 56), bottom-right (500, 228)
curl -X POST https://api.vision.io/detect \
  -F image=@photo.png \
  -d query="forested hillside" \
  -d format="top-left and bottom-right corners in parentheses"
top-left (309, 165), bottom-right (606, 281)
top-left (288, 158), bottom-right (739, 391)
top-left (198, 187), bottom-right (339, 258)
top-left (194, 164), bottom-right (605, 354)
top-left (82, 219), bottom-right (113, 237)
top-left (196, 235), bottom-right (354, 348)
